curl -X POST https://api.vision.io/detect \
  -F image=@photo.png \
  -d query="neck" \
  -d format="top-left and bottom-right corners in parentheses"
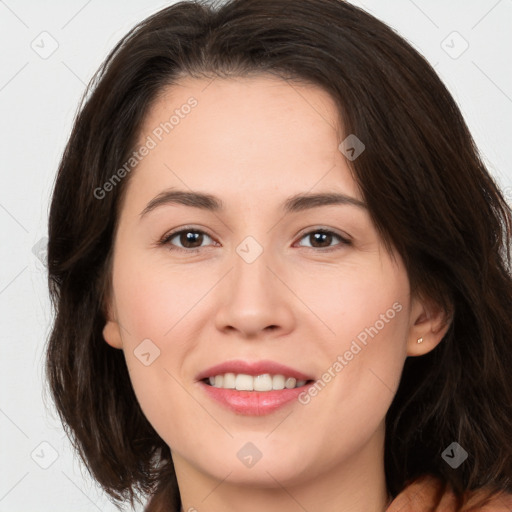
top-left (175, 424), bottom-right (390, 512)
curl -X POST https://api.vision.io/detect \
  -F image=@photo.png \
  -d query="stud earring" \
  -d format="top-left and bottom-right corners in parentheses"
top-left (417, 337), bottom-right (424, 344)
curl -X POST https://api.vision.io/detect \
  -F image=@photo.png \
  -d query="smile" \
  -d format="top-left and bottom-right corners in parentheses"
top-left (205, 373), bottom-right (309, 391)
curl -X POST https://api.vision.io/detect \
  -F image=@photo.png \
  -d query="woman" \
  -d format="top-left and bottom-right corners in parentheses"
top-left (45, 0), bottom-right (512, 511)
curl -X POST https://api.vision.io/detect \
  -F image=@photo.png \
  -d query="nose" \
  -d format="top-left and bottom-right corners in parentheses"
top-left (213, 247), bottom-right (296, 339)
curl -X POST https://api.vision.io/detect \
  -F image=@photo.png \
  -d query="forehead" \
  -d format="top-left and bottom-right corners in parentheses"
top-left (126, 75), bottom-right (361, 211)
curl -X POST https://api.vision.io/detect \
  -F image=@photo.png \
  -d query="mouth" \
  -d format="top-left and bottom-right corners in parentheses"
top-left (202, 373), bottom-right (314, 391)
top-left (196, 360), bottom-right (316, 415)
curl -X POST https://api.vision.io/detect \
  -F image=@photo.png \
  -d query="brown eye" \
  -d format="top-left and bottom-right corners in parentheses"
top-left (161, 229), bottom-right (215, 252)
top-left (296, 229), bottom-right (351, 251)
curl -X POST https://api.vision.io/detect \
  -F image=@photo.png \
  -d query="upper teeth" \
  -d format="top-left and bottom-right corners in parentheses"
top-left (208, 373), bottom-right (307, 391)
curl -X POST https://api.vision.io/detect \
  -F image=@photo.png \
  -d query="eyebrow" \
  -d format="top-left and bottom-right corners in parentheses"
top-left (139, 189), bottom-right (367, 218)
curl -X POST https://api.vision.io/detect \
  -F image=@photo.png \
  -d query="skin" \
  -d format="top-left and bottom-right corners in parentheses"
top-left (103, 75), bottom-right (450, 512)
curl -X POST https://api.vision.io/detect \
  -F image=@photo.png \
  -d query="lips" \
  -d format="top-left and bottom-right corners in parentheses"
top-left (195, 359), bottom-right (315, 382)
top-left (200, 383), bottom-right (313, 415)
top-left (196, 360), bottom-right (316, 415)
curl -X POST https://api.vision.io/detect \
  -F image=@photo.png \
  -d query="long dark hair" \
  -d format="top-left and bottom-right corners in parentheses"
top-left (45, 1), bottom-right (512, 510)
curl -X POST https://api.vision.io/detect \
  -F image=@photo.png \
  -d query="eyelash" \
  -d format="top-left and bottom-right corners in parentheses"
top-left (158, 226), bottom-right (352, 254)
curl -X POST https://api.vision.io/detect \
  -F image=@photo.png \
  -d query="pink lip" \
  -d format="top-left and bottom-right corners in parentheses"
top-left (195, 359), bottom-right (314, 382)
top-left (199, 382), bottom-right (313, 416)
top-left (196, 359), bottom-right (315, 416)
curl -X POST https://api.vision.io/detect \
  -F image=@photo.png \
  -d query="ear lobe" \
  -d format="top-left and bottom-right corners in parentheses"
top-left (102, 295), bottom-right (123, 349)
top-left (407, 297), bottom-right (452, 357)
top-left (103, 319), bottom-right (123, 349)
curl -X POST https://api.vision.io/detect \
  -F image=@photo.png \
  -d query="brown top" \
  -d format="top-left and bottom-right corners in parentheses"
top-left (386, 475), bottom-right (512, 512)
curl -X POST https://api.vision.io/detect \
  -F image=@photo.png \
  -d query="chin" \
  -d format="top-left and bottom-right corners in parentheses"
top-left (177, 438), bottom-right (317, 488)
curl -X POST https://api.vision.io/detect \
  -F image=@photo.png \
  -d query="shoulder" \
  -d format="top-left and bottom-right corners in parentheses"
top-left (386, 474), bottom-right (512, 512)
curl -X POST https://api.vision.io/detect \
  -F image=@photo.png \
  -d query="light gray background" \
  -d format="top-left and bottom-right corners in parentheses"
top-left (1, 1), bottom-right (511, 511)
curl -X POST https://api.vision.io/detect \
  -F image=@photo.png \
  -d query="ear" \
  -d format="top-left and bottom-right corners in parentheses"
top-left (102, 296), bottom-right (123, 350)
top-left (406, 295), bottom-right (452, 357)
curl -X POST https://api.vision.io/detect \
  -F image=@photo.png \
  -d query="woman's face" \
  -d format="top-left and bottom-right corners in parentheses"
top-left (103, 75), bottom-right (439, 490)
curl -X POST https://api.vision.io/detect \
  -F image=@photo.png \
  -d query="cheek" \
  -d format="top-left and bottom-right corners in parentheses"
top-left (296, 259), bottom-right (410, 427)
top-left (111, 257), bottom-right (244, 442)
top-left (111, 255), bottom-right (214, 440)
top-left (113, 252), bottom-right (209, 345)
top-left (296, 255), bottom-right (410, 350)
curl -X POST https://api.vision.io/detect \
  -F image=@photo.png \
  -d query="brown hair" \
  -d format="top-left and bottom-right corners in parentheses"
top-left (45, 1), bottom-right (512, 510)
